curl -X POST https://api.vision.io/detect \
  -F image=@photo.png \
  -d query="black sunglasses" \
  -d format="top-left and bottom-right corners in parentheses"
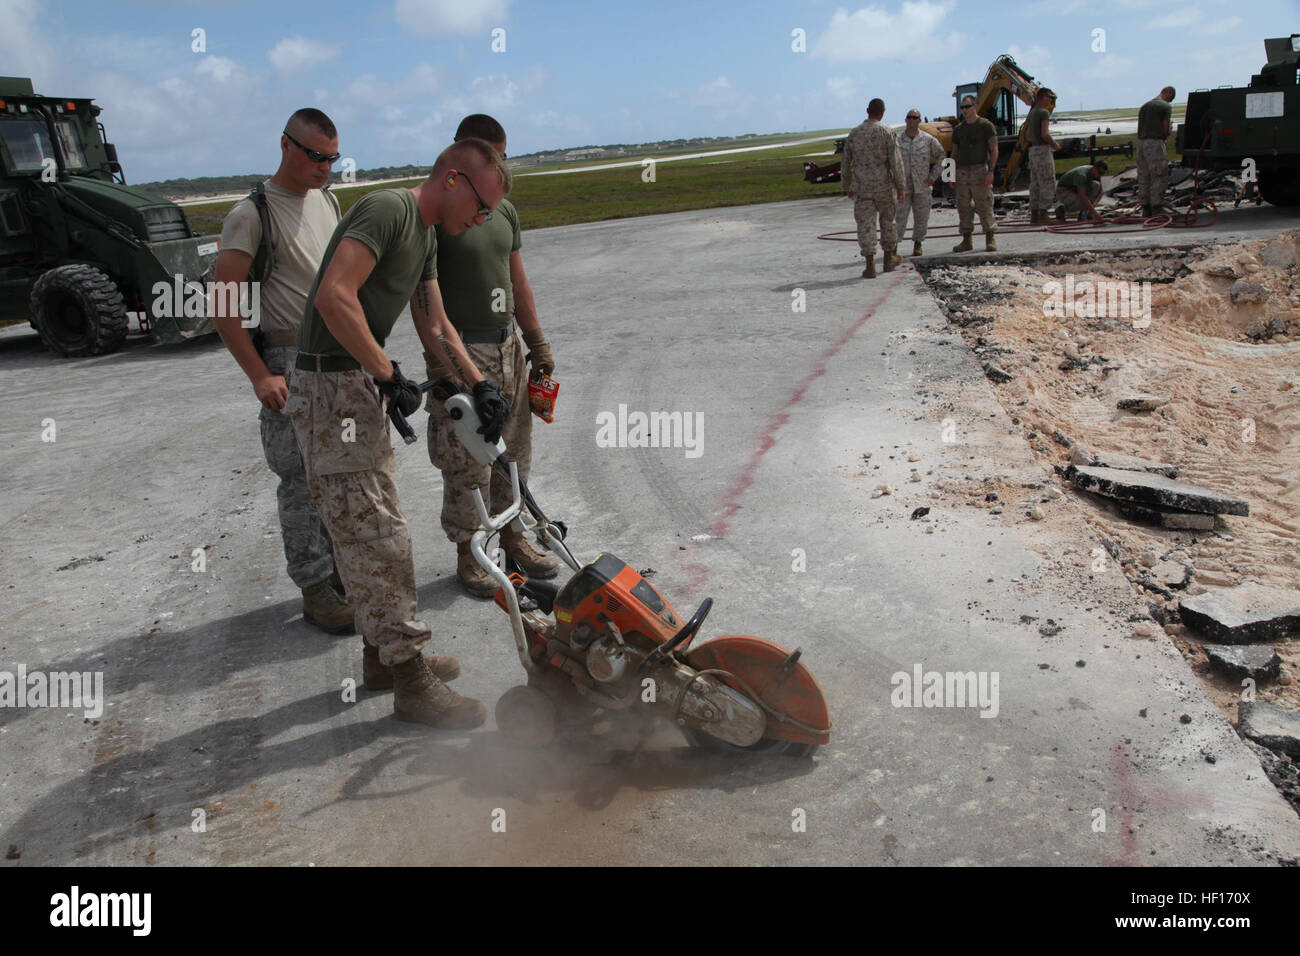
top-left (961, 103), bottom-right (976, 109)
top-left (906, 114), bottom-right (921, 119)
top-left (283, 129), bottom-right (341, 164)
top-left (455, 169), bottom-right (492, 221)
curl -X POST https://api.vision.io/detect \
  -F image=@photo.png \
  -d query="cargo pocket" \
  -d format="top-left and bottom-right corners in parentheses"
top-left (311, 372), bottom-right (389, 477)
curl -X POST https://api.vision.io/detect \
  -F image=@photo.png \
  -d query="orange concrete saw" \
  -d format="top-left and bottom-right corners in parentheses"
top-left (406, 380), bottom-right (832, 756)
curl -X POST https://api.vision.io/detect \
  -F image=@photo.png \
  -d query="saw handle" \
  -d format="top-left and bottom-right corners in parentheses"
top-left (645, 597), bottom-right (713, 667)
top-left (385, 376), bottom-right (461, 445)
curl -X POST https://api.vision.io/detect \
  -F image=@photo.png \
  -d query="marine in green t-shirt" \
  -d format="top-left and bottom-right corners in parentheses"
top-left (299, 189), bottom-right (436, 358)
top-left (1138, 94), bottom-right (1173, 140)
top-left (1027, 106), bottom-right (1051, 146)
top-left (1057, 165), bottom-right (1093, 191)
top-left (952, 114), bottom-right (997, 166)
top-left (1055, 161), bottom-right (1107, 219)
top-left (434, 199), bottom-right (522, 334)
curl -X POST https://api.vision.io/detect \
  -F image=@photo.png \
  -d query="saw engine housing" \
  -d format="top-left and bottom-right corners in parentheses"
top-left (499, 553), bottom-right (829, 749)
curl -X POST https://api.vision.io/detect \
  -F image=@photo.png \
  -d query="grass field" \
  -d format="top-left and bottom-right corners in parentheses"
top-left (183, 140), bottom-right (851, 236)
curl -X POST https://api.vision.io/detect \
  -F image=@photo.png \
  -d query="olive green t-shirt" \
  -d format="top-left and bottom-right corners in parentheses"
top-left (1058, 165), bottom-right (1093, 190)
top-left (298, 189), bottom-right (437, 357)
top-left (1027, 106), bottom-right (1051, 146)
top-left (1137, 97), bottom-right (1171, 139)
top-left (952, 116), bottom-right (996, 166)
top-left (434, 199), bottom-right (522, 334)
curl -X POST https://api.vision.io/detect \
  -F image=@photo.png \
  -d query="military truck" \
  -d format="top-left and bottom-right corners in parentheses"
top-left (0, 76), bottom-right (220, 356)
top-left (1177, 35), bottom-right (1300, 207)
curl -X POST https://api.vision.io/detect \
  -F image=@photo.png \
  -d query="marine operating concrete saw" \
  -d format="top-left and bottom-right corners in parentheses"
top-left (391, 380), bottom-right (832, 756)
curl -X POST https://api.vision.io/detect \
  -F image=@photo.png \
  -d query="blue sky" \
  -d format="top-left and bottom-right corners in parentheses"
top-left (3, 0), bottom-right (1296, 182)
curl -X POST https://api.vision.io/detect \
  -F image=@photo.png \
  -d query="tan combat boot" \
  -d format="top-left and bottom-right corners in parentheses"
top-left (912, 241), bottom-right (923, 257)
top-left (952, 234), bottom-right (973, 253)
top-left (391, 655), bottom-right (486, 729)
top-left (985, 233), bottom-right (997, 252)
top-left (882, 247), bottom-right (902, 272)
top-left (363, 642), bottom-right (460, 691)
top-left (502, 526), bottom-right (559, 579)
top-left (456, 541), bottom-right (498, 599)
top-left (302, 580), bottom-right (355, 635)
top-left (862, 256), bottom-right (877, 279)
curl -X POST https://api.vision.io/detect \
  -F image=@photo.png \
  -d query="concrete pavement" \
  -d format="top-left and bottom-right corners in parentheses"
top-left (1, 196), bottom-right (1297, 865)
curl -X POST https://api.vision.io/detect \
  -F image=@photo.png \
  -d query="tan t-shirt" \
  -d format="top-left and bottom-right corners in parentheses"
top-left (218, 181), bottom-right (340, 336)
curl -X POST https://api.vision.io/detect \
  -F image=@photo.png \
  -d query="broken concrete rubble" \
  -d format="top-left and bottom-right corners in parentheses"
top-left (1181, 582), bottom-right (1300, 644)
top-left (1067, 465), bottom-right (1249, 516)
top-left (1229, 280), bottom-right (1270, 304)
top-left (1238, 701), bottom-right (1300, 759)
top-left (1203, 643), bottom-right (1282, 682)
top-left (1112, 500), bottom-right (1216, 530)
top-left (1069, 447), bottom-right (1179, 479)
top-left (1116, 394), bottom-right (1168, 412)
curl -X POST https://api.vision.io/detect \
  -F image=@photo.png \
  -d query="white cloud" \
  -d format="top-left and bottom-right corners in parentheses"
top-left (195, 56), bottom-right (239, 84)
top-left (812, 2), bottom-right (961, 62)
top-left (826, 76), bottom-right (857, 100)
top-left (1197, 16), bottom-right (1243, 36)
top-left (0, 0), bottom-right (54, 85)
top-left (394, 0), bottom-right (512, 36)
top-left (690, 76), bottom-right (734, 109)
top-left (1024, 0), bottom-right (1086, 14)
top-left (268, 36), bottom-right (341, 73)
top-left (442, 72), bottom-right (520, 113)
top-left (1146, 9), bottom-right (1202, 30)
top-left (1005, 44), bottom-right (1053, 73)
top-left (1083, 53), bottom-right (1135, 81)
top-left (1147, 9), bottom-right (1244, 36)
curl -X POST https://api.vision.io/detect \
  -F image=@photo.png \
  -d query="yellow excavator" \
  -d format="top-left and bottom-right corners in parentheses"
top-left (921, 55), bottom-right (1047, 192)
top-left (804, 55), bottom-right (1132, 193)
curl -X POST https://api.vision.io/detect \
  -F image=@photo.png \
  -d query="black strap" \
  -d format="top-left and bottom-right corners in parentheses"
top-left (249, 181), bottom-right (276, 284)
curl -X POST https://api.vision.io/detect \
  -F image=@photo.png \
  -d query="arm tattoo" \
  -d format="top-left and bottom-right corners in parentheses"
top-left (414, 283), bottom-right (432, 319)
top-left (439, 332), bottom-right (470, 386)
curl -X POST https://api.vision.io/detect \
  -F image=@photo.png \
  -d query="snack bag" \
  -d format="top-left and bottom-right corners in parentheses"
top-left (528, 370), bottom-right (559, 423)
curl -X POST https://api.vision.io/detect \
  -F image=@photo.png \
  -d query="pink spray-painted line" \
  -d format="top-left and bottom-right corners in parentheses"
top-left (676, 271), bottom-right (906, 599)
top-left (1107, 738), bottom-right (1141, 867)
top-left (707, 273), bottom-right (906, 541)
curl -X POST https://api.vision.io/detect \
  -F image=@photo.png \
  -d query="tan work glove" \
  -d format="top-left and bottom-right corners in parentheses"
top-left (522, 328), bottom-right (555, 375)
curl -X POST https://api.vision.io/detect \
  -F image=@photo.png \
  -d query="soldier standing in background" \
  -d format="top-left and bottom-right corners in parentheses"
top-left (950, 95), bottom-right (999, 253)
top-left (842, 98), bottom-right (905, 278)
top-left (1026, 88), bottom-right (1061, 225)
top-left (423, 115), bottom-right (560, 598)
top-left (212, 109), bottom-right (353, 635)
top-left (1137, 86), bottom-right (1175, 216)
top-left (894, 108), bottom-right (945, 256)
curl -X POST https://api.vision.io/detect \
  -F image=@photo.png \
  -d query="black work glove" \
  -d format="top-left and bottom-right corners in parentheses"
top-left (376, 361), bottom-right (422, 417)
top-left (472, 380), bottom-right (511, 444)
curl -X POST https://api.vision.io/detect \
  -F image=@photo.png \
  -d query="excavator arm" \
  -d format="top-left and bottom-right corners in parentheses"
top-left (978, 56), bottom-right (1055, 191)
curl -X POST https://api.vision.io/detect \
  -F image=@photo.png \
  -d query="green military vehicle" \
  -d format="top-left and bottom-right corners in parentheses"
top-left (0, 76), bottom-right (220, 356)
top-left (1177, 35), bottom-right (1300, 207)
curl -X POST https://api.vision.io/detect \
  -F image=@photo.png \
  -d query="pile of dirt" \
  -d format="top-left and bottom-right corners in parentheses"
top-left (918, 231), bottom-right (1300, 764)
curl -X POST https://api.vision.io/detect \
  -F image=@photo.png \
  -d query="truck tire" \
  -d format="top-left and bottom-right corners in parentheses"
top-left (1257, 168), bottom-right (1300, 207)
top-left (29, 264), bottom-right (129, 357)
